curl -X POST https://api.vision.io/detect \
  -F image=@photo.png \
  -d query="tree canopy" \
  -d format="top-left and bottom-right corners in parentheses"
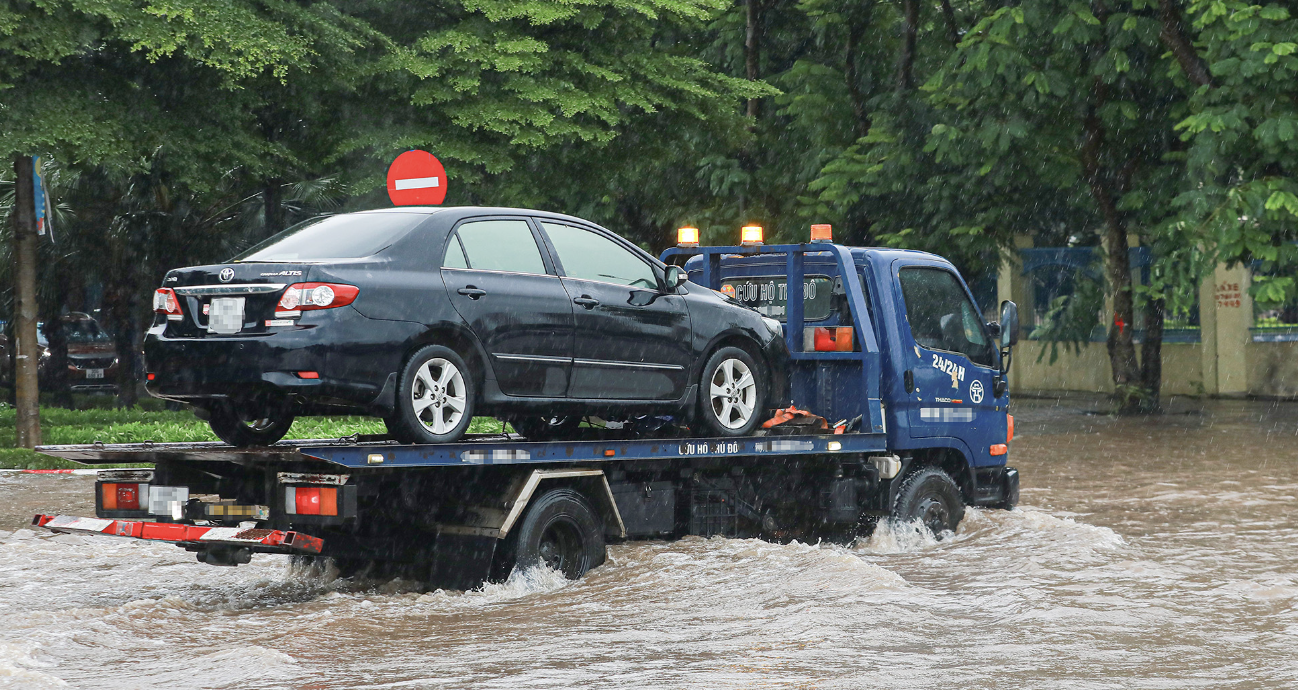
top-left (2, 0), bottom-right (1294, 410)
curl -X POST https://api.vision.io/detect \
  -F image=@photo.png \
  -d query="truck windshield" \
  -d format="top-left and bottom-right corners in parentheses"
top-left (233, 213), bottom-right (427, 262)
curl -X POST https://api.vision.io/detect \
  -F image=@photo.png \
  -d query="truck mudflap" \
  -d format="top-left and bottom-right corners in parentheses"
top-left (31, 514), bottom-right (323, 555)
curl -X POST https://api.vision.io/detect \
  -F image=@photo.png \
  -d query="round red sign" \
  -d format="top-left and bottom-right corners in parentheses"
top-left (386, 150), bottom-right (447, 206)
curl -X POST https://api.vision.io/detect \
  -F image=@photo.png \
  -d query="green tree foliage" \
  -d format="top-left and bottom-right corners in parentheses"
top-left (1, 0), bottom-right (1293, 414)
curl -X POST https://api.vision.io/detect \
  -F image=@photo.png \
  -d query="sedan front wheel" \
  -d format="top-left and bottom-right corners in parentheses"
top-left (697, 346), bottom-right (766, 437)
top-left (390, 345), bottom-right (475, 444)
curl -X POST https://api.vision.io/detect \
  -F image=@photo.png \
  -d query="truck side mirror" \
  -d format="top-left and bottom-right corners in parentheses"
top-left (999, 300), bottom-right (1019, 348)
top-left (664, 265), bottom-right (688, 291)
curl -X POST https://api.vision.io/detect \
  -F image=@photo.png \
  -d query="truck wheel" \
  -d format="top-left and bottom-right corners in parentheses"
top-left (510, 415), bottom-right (582, 441)
top-left (389, 345), bottom-right (475, 444)
top-left (892, 466), bottom-right (965, 538)
top-left (698, 346), bottom-right (766, 437)
top-left (502, 488), bottom-right (605, 580)
top-left (208, 400), bottom-right (294, 447)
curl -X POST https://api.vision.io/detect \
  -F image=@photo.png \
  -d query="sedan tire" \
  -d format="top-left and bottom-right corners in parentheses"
top-left (208, 399), bottom-right (294, 447)
top-left (697, 346), bottom-right (766, 437)
top-left (389, 344), bottom-right (475, 444)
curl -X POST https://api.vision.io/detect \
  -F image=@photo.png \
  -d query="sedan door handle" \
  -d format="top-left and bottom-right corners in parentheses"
top-left (573, 296), bottom-right (600, 309)
top-left (457, 287), bottom-right (487, 299)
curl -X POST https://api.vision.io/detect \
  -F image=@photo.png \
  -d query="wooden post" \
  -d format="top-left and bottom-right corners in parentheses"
top-left (11, 155), bottom-right (42, 447)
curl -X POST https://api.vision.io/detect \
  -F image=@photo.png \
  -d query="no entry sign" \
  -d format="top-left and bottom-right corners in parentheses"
top-left (386, 150), bottom-right (447, 206)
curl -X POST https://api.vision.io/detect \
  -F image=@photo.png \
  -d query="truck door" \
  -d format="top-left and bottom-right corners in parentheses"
top-left (442, 218), bottom-right (574, 397)
top-left (538, 221), bottom-right (692, 401)
top-left (893, 265), bottom-right (998, 440)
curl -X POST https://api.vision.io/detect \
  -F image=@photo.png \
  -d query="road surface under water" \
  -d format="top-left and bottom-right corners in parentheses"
top-left (1, 397), bottom-right (1295, 689)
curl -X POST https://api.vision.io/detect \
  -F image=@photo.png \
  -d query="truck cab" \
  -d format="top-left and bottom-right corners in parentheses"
top-left (670, 229), bottom-right (1020, 510)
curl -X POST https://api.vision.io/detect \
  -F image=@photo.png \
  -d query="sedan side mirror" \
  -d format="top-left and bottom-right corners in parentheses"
top-left (999, 300), bottom-right (1020, 348)
top-left (664, 265), bottom-right (688, 291)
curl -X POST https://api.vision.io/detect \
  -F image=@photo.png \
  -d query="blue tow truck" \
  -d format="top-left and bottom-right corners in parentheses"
top-left (33, 227), bottom-right (1020, 589)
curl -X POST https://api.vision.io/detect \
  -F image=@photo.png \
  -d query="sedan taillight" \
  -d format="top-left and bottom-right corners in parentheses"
top-left (277, 283), bottom-right (359, 314)
top-left (153, 288), bottom-right (183, 320)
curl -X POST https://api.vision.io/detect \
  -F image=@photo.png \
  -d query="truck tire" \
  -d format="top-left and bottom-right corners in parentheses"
top-left (208, 400), bottom-right (294, 447)
top-left (892, 466), bottom-right (965, 538)
top-left (697, 346), bottom-right (766, 437)
top-left (500, 488), bottom-right (605, 580)
top-left (389, 345), bottom-right (475, 444)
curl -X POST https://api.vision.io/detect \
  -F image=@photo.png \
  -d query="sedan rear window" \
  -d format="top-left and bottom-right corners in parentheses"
top-left (233, 213), bottom-right (427, 262)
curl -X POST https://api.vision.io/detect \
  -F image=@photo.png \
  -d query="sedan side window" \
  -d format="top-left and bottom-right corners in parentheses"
top-left (442, 235), bottom-right (468, 269)
top-left (898, 267), bottom-right (992, 366)
top-left (542, 222), bottom-right (658, 289)
top-left (455, 219), bottom-right (546, 275)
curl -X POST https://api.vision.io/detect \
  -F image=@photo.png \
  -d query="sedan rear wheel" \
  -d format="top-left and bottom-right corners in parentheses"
top-left (390, 345), bottom-right (475, 444)
top-left (697, 346), bottom-right (765, 437)
top-left (208, 399), bottom-right (295, 447)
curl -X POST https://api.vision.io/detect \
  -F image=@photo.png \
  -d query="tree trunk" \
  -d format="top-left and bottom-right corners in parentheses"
top-left (844, 13), bottom-right (872, 141)
top-left (745, 0), bottom-right (762, 120)
top-left (1140, 295), bottom-right (1165, 411)
top-left (10, 155), bottom-right (42, 447)
top-left (264, 178), bottom-right (285, 237)
top-left (896, 0), bottom-right (919, 91)
top-left (1079, 89), bottom-right (1141, 411)
top-left (1157, 0), bottom-right (1213, 88)
top-left (939, 0), bottom-right (961, 45)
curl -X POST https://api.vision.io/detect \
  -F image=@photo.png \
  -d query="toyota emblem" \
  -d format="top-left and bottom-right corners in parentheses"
top-left (218, 268), bottom-right (235, 283)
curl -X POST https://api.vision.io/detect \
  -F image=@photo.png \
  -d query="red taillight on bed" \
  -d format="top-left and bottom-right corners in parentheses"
top-left (277, 283), bottom-right (359, 312)
top-left (285, 487), bottom-right (338, 516)
top-left (101, 483), bottom-right (144, 511)
top-left (152, 289), bottom-right (183, 320)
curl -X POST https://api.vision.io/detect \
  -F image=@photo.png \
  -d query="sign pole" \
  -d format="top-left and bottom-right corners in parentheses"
top-left (11, 155), bottom-right (42, 447)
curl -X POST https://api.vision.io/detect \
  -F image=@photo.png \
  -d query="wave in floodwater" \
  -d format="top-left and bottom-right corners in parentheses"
top-left (3, 399), bottom-right (1298, 688)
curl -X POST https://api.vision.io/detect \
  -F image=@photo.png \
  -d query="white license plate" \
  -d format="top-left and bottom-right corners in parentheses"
top-left (207, 297), bottom-right (245, 334)
top-left (86, 368), bottom-right (104, 379)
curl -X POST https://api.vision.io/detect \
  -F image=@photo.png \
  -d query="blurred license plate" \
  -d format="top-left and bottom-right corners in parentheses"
top-left (208, 298), bottom-right (245, 334)
top-left (86, 369), bottom-right (104, 379)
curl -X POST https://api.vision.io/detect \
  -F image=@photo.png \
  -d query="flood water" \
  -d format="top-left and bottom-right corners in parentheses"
top-left (2, 397), bottom-right (1296, 689)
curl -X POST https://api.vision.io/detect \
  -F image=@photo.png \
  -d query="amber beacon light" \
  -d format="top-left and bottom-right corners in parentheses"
top-left (677, 226), bottom-right (700, 246)
top-left (741, 225), bottom-right (764, 245)
top-left (810, 224), bottom-right (833, 242)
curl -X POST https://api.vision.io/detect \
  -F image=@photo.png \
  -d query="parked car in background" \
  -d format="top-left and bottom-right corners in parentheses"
top-left (0, 314), bottom-right (120, 393)
top-left (38, 313), bottom-right (120, 393)
top-left (145, 207), bottom-right (789, 446)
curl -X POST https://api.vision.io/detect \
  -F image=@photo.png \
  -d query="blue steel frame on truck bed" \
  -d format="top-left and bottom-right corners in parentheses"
top-left (661, 243), bottom-right (886, 436)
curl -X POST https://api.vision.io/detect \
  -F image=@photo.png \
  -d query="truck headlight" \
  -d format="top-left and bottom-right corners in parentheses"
top-left (762, 317), bottom-right (783, 336)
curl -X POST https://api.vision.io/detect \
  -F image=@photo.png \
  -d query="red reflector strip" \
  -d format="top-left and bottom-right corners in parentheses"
top-left (296, 371), bottom-right (319, 379)
top-left (990, 444), bottom-right (1008, 456)
top-left (32, 514), bottom-right (323, 554)
top-left (1007, 414), bottom-right (1015, 443)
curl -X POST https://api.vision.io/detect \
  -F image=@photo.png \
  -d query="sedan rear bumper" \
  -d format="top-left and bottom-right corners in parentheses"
top-left (143, 307), bottom-right (417, 410)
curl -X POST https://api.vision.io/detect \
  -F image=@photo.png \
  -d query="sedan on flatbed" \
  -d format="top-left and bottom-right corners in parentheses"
top-left (145, 207), bottom-right (788, 446)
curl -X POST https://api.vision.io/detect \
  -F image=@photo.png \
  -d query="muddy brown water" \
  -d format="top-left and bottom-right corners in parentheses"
top-left (2, 398), bottom-right (1296, 689)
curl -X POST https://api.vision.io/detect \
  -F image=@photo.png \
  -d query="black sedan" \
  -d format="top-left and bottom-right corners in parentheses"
top-left (145, 207), bottom-right (789, 446)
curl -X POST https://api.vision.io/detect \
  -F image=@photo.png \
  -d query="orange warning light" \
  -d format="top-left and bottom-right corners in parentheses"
top-left (677, 227), bottom-right (700, 246)
top-left (810, 224), bottom-right (832, 242)
top-left (741, 225), bottom-right (764, 245)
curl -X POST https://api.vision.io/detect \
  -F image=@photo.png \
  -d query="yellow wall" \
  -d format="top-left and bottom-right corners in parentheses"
top-left (1011, 341), bottom-right (1208, 396)
top-left (1246, 341), bottom-right (1298, 398)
